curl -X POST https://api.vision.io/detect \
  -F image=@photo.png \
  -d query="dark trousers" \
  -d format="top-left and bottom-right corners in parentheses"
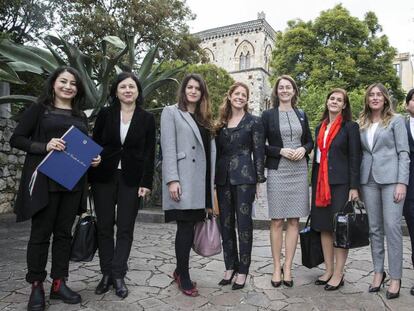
top-left (217, 182), bottom-right (256, 274)
top-left (404, 199), bottom-right (414, 267)
top-left (26, 191), bottom-right (81, 283)
top-left (175, 220), bottom-right (196, 289)
top-left (91, 170), bottom-right (140, 278)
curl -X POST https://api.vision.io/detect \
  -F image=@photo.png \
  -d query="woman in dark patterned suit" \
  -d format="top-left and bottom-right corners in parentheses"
top-left (215, 82), bottom-right (266, 290)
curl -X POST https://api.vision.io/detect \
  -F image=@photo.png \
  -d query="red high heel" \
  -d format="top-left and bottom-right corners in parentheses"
top-left (175, 275), bottom-right (199, 297)
top-left (172, 271), bottom-right (197, 287)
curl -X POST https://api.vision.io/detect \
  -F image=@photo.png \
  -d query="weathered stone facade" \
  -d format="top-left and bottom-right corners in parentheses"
top-left (194, 13), bottom-right (275, 115)
top-left (0, 118), bottom-right (24, 214)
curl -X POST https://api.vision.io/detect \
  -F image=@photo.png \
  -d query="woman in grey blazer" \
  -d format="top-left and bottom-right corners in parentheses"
top-left (359, 83), bottom-right (410, 299)
top-left (160, 74), bottom-right (216, 297)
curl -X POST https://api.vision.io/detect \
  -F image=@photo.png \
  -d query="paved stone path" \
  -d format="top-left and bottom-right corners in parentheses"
top-left (0, 213), bottom-right (413, 310)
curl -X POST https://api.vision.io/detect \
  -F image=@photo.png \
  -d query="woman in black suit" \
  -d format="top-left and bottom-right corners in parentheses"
top-left (10, 66), bottom-right (101, 311)
top-left (215, 82), bottom-right (266, 290)
top-left (311, 88), bottom-right (361, 290)
top-left (89, 72), bottom-right (156, 298)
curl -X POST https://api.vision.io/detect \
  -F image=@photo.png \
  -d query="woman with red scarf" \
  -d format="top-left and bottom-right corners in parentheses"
top-left (310, 88), bottom-right (361, 291)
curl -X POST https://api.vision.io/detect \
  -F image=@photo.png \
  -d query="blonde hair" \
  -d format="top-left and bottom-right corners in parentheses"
top-left (215, 82), bottom-right (250, 132)
top-left (358, 83), bottom-right (394, 129)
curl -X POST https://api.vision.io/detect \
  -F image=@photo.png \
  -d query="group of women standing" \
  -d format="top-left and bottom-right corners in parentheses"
top-left (161, 73), bottom-right (411, 301)
top-left (10, 65), bottom-right (412, 311)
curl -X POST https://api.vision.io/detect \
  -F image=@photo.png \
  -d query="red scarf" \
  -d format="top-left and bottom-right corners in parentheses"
top-left (315, 115), bottom-right (343, 207)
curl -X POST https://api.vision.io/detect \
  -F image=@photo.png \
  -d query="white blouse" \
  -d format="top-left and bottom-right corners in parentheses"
top-left (410, 116), bottom-right (414, 139)
top-left (367, 122), bottom-right (379, 151)
top-left (316, 128), bottom-right (329, 163)
top-left (118, 111), bottom-right (131, 169)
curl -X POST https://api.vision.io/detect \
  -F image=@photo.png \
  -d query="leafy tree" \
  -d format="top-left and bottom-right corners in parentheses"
top-left (146, 62), bottom-right (235, 117)
top-left (0, 0), bottom-right (53, 43)
top-left (270, 4), bottom-right (403, 101)
top-left (54, 0), bottom-right (203, 64)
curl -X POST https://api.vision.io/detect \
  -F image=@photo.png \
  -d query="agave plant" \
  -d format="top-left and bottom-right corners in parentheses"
top-left (0, 35), bottom-right (185, 117)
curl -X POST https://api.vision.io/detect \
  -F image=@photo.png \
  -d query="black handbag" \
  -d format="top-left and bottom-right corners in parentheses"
top-left (299, 216), bottom-right (324, 269)
top-left (70, 195), bottom-right (98, 262)
top-left (333, 200), bottom-right (369, 249)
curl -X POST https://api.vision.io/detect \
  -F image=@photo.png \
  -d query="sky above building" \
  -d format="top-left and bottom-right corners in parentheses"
top-left (186, 0), bottom-right (414, 54)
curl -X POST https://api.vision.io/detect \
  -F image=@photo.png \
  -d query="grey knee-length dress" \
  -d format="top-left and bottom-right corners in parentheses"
top-left (267, 110), bottom-right (309, 219)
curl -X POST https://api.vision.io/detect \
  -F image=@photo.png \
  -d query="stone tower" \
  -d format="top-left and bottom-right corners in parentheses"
top-left (194, 13), bottom-right (276, 115)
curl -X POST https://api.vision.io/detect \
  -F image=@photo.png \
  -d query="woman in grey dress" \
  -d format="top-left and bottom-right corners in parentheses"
top-left (262, 75), bottom-right (313, 287)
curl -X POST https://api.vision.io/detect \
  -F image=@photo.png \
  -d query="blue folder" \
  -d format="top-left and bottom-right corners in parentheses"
top-left (37, 126), bottom-right (103, 190)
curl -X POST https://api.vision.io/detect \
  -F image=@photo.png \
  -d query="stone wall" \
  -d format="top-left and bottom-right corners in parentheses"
top-left (0, 117), bottom-right (24, 214)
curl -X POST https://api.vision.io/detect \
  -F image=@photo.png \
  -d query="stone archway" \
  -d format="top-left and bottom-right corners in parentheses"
top-left (234, 40), bottom-right (255, 70)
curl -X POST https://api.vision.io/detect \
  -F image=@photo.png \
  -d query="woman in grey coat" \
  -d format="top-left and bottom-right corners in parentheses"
top-left (359, 83), bottom-right (410, 299)
top-left (160, 74), bottom-right (216, 297)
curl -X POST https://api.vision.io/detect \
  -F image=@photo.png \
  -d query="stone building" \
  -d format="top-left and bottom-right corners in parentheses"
top-left (194, 12), bottom-right (276, 115)
top-left (393, 52), bottom-right (414, 93)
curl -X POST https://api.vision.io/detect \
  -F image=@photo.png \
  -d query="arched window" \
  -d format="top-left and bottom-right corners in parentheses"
top-left (264, 45), bottom-right (272, 72)
top-left (239, 53), bottom-right (246, 70)
top-left (245, 51), bottom-right (251, 69)
top-left (235, 40), bottom-right (255, 71)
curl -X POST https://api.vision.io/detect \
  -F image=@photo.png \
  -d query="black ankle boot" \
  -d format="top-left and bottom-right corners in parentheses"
top-left (95, 275), bottom-right (113, 295)
top-left (114, 278), bottom-right (128, 298)
top-left (50, 279), bottom-right (81, 304)
top-left (27, 281), bottom-right (45, 311)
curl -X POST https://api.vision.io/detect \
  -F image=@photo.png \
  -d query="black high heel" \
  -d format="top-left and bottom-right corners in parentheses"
top-left (218, 270), bottom-right (237, 286)
top-left (232, 274), bottom-right (247, 290)
top-left (386, 280), bottom-right (401, 300)
top-left (315, 275), bottom-right (332, 286)
top-left (282, 267), bottom-right (293, 287)
top-left (368, 272), bottom-right (387, 293)
top-left (324, 276), bottom-right (344, 291)
top-left (271, 267), bottom-right (283, 288)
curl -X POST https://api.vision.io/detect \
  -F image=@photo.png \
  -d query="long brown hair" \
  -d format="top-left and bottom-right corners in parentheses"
top-left (271, 75), bottom-right (299, 108)
top-left (358, 83), bottom-right (394, 129)
top-left (177, 73), bottom-right (212, 131)
top-left (320, 88), bottom-right (352, 122)
top-left (215, 82), bottom-right (250, 131)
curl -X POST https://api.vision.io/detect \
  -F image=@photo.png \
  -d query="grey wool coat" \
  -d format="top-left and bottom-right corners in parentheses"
top-left (360, 114), bottom-right (410, 185)
top-left (160, 105), bottom-right (216, 211)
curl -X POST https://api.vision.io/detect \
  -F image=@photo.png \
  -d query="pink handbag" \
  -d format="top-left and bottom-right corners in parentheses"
top-left (192, 215), bottom-right (222, 257)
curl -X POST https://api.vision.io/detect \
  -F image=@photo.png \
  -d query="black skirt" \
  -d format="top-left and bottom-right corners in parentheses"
top-left (311, 164), bottom-right (349, 232)
top-left (164, 209), bottom-right (206, 223)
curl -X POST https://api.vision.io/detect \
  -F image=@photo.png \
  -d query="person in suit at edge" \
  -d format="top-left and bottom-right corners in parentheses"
top-left (10, 66), bottom-right (101, 311)
top-left (403, 88), bottom-right (414, 296)
top-left (310, 88), bottom-right (361, 291)
top-left (160, 73), bottom-right (216, 297)
top-left (262, 75), bottom-right (314, 288)
top-left (89, 72), bottom-right (156, 298)
top-left (359, 83), bottom-right (410, 299)
top-left (215, 82), bottom-right (266, 290)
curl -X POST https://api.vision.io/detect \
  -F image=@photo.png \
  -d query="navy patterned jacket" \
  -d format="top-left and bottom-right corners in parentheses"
top-left (215, 113), bottom-right (266, 186)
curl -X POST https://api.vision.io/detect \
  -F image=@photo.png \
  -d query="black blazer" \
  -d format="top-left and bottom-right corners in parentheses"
top-left (89, 104), bottom-right (156, 189)
top-left (311, 120), bottom-right (361, 188)
top-left (215, 113), bottom-right (266, 186)
top-left (261, 107), bottom-right (314, 170)
top-left (405, 117), bottom-right (414, 200)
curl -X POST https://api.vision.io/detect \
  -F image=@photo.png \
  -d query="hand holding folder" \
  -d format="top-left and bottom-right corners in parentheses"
top-left (30, 126), bottom-right (103, 192)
